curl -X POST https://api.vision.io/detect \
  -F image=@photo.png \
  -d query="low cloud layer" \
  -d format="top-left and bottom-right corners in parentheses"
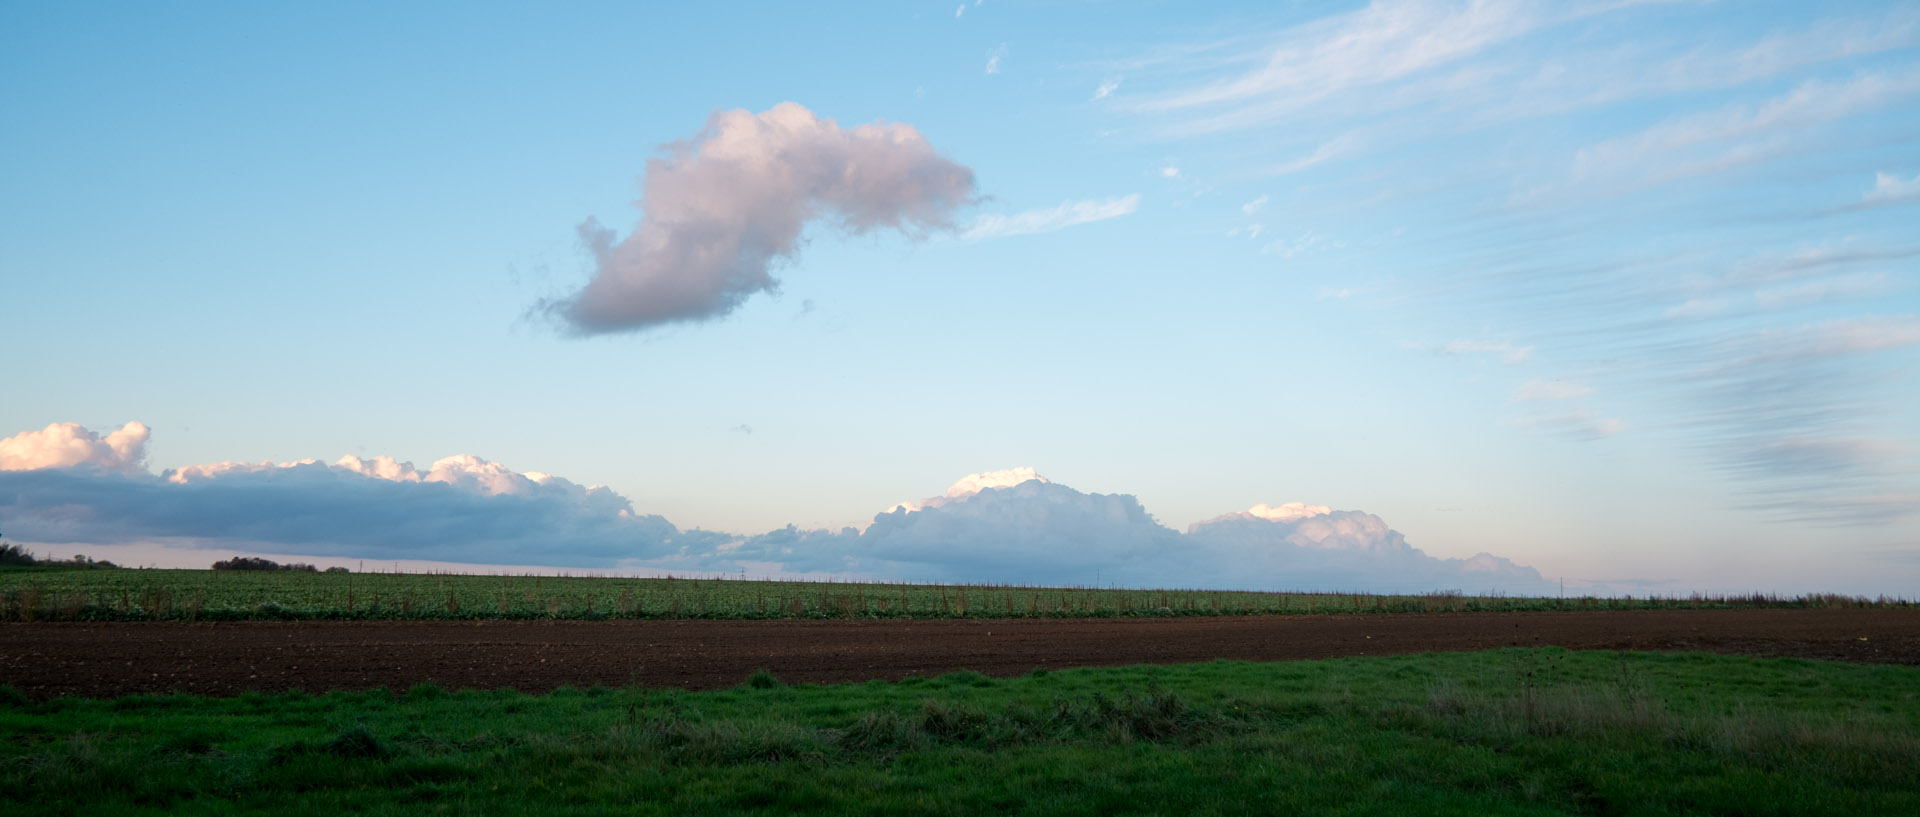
top-left (542, 102), bottom-right (976, 334)
top-left (0, 427), bottom-right (1548, 593)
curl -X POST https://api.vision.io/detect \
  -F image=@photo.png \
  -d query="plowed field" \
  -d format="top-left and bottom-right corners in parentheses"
top-left (4, 608), bottom-right (1914, 699)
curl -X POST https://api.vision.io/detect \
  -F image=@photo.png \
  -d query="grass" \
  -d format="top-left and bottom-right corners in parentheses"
top-left (3, 649), bottom-right (1917, 815)
top-left (1, 565), bottom-right (1907, 622)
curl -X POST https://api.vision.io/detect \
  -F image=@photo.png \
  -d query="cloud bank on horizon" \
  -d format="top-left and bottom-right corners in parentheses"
top-left (539, 102), bottom-right (977, 335)
top-left (0, 422), bottom-right (1543, 593)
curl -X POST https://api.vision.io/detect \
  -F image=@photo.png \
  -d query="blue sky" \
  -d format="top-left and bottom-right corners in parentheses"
top-left (3, 1), bottom-right (1916, 595)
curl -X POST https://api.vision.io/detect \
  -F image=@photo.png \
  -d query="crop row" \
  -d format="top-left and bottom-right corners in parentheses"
top-left (0, 567), bottom-right (1906, 622)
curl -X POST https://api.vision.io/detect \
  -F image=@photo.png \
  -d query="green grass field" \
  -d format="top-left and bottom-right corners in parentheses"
top-left (4, 648), bottom-right (1916, 815)
top-left (1, 566), bottom-right (1905, 622)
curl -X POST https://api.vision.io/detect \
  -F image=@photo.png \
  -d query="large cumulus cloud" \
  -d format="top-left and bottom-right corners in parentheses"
top-left (0, 421), bottom-right (149, 474)
top-left (713, 467), bottom-right (1548, 592)
top-left (0, 425), bottom-right (716, 566)
top-left (542, 102), bottom-right (976, 334)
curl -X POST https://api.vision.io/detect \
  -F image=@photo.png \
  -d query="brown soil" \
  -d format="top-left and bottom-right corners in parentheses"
top-left (3, 609), bottom-right (1915, 699)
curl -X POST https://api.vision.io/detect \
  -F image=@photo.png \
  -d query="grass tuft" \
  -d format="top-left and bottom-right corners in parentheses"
top-left (325, 724), bottom-right (389, 759)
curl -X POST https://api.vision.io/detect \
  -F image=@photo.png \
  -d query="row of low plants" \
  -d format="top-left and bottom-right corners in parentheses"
top-left (1, 567), bottom-right (1910, 622)
top-left (4, 649), bottom-right (1917, 815)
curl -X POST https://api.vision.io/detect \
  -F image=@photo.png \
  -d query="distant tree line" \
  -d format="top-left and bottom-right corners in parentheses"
top-left (209, 556), bottom-right (347, 573)
top-left (0, 541), bottom-right (119, 569)
top-left (212, 556), bottom-right (318, 572)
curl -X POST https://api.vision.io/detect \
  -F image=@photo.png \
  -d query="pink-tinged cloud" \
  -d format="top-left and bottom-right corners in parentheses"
top-left (0, 421), bottom-right (149, 474)
top-left (542, 102), bottom-right (976, 334)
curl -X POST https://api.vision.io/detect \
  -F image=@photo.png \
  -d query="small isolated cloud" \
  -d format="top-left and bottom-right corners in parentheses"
top-left (1260, 231), bottom-right (1329, 259)
top-left (1421, 339), bottom-right (1535, 365)
top-left (729, 424), bottom-right (753, 435)
top-left (0, 421), bottom-right (149, 474)
top-left (1265, 136), bottom-right (1357, 176)
top-left (955, 4), bottom-right (965, 20)
top-left (1240, 194), bottom-right (1268, 215)
top-left (1515, 411), bottom-right (1627, 441)
top-left (1160, 166), bottom-right (1181, 178)
top-left (960, 194), bottom-right (1140, 240)
top-left (538, 102), bottom-right (975, 335)
top-left (986, 43), bottom-right (1007, 75)
top-left (1511, 379), bottom-right (1595, 401)
top-left (1771, 316), bottom-right (1920, 358)
top-left (1092, 78), bottom-right (1122, 100)
top-left (1864, 171), bottom-right (1920, 205)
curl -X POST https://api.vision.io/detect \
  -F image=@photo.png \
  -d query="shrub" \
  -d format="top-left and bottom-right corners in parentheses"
top-left (0, 684), bottom-right (30, 709)
top-left (211, 557), bottom-right (318, 572)
top-left (0, 543), bottom-right (36, 566)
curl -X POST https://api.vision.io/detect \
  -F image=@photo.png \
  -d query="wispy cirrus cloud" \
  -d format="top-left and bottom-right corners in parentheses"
top-left (960, 194), bottom-right (1140, 241)
top-left (1567, 68), bottom-right (1920, 191)
top-left (1111, 2), bottom-right (1919, 526)
top-left (1129, 0), bottom-right (1558, 134)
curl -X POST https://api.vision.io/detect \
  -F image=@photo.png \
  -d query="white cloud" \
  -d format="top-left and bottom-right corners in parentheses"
top-left (884, 466), bottom-right (1050, 515)
top-left (1864, 171), bottom-right (1920, 205)
top-left (1264, 135), bottom-right (1358, 176)
top-left (1571, 69), bottom-right (1920, 188)
top-left (960, 194), bottom-right (1140, 240)
top-left (1260, 231), bottom-right (1327, 259)
top-left (833, 474), bottom-right (1547, 591)
top-left (1160, 165), bottom-right (1181, 178)
top-left (955, 4), bottom-right (964, 20)
top-left (2, 432), bottom-right (690, 566)
top-left (1092, 78), bottom-right (1122, 100)
top-left (1514, 410), bottom-right (1627, 440)
top-left (1131, 0), bottom-right (1556, 133)
top-left (0, 425), bottom-right (1550, 592)
top-left (942, 466), bottom-right (1048, 500)
top-left (0, 421), bottom-right (149, 474)
top-left (986, 43), bottom-right (1008, 74)
top-left (538, 102), bottom-right (975, 334)
top-left (1801, 317), bottom-right (1920, 356)
top-left (1240, 194), bottom-right (1269, 214)
top-left (1428, 338), bottom-right (1535, 364)
top-left (1511, 379), bottom-right (1595, 401)
top-left (1246, 502), bottom-right (1332, 522)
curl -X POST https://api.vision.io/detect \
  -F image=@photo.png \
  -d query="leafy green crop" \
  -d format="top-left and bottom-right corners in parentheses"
top-left (0, 566), bottom-right (1906, 622)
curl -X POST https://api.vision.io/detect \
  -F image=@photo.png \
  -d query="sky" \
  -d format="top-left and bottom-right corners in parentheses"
top-left (2, 1), bottom-right (1916, 596)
